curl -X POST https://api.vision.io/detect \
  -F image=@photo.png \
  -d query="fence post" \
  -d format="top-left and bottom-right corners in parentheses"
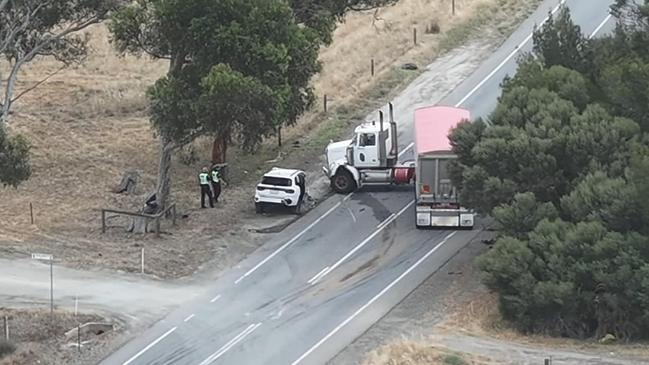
top-left (452, 0), bottom-right (456, 15)
top-left (101, 210), bottom-right (106, 233)
top-left (3, 315), bottom-right (8, 341)
top-left (413, 27), bottom-right (417, 45)
top-left (371, 58), bottom-right (374, 76)
top-left (30, 202), bottom-right (34, 224)
top-left (323, 94), bottom-right (328, 113)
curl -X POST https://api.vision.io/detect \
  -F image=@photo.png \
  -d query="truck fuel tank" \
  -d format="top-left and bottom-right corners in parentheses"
top-left (360, 170), bottom-right (392, 184)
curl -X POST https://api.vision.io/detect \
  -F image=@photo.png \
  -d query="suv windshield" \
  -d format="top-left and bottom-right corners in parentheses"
top-left (261, 176), bottom-right (292, 187)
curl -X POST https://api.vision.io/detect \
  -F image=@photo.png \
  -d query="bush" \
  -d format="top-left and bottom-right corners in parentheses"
top-left (443, 354), bottom-right (468, 365)
top-left (0, 339), bottom-right (16, 358)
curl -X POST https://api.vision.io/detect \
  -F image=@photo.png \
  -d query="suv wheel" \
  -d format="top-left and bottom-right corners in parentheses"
top-left (292, 202), bottom-right (301, 215)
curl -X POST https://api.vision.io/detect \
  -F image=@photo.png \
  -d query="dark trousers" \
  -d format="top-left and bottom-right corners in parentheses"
top-left (212, 181), bottom-right (221, 202)
top-left (201, 185), bottom-right (213, 208)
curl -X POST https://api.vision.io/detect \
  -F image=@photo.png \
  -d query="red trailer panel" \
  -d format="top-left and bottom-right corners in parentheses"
top-left (413, 105), bottom-right (473, 229)
top-left (414, 106), bottom-right (470, 155)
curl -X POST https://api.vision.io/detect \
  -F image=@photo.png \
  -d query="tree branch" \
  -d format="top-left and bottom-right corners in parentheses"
top-left (10, 64), bottom-right (67, 104)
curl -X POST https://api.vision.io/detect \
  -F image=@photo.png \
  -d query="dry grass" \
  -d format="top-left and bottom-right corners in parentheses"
top-left (0, 308), bottom-right (113, 365)
top-left (363, 340), bottom-right (497, 365)
top-left (0, 0), bottom-right (541, 277)
top-left (437, 292), bottom-right (649, 360)
top-left (316, 0), bottom-right (499, 102)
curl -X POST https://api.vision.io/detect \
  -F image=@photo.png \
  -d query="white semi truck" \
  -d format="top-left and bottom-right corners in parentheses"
top-left (323, 103), bottom-right (474, 229)
top-left (322, 103), bottom-right (414, 193)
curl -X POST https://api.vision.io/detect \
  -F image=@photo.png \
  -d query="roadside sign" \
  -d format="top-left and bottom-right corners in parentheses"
top-left (31, 253), bottom-right (55, 315)
top-left (31, 253), bottom-right (53, 261)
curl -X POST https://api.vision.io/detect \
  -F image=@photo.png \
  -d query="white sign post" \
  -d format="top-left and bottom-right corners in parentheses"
top-left (31, 253), bottom-right (54, 315)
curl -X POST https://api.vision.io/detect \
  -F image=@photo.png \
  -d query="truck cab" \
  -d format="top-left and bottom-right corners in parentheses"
top-left (323, 104), bottom-right (408, 193)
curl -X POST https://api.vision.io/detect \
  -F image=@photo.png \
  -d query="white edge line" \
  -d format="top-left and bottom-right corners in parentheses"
top-left (376, 213), bottom-right (396, 229)
top-left (235, 198), bottom-right (347, 284)
top-left (308, 266), bottom-right (331, 284)
top-left (311, 201), bottom-right (414, 285)
top-left (210, 294), bottom-right (222, 303)
top-left (198, 323), bottom-right (262, 365)
top-left (122, 326), bottom-right (177, 365)
top-left (291, 232), bottom-right (458, 365)
top-left (197, 324), bottom-right (255, 365)
top-left (183, 314), bottom-right (195, 322)
top-left (454, 0), bottom-right (566, 108)
top-left (589, 13), bottom-right (612, 39)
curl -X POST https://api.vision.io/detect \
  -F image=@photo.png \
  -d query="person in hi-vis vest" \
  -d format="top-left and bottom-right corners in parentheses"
top-left (198, 167), bottom-right (214, 208)
top-left (211, 166), bottom-right (222, 203)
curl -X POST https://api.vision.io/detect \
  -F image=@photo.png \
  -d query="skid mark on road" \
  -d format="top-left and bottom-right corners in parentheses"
top-left (197, 322), bottom-right (262, 365)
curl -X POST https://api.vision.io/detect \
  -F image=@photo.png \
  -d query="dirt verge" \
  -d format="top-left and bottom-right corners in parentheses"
top-left (0, 308), bottom-right (121, 365)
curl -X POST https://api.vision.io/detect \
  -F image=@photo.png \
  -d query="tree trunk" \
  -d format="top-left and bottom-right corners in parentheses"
top-left (211, 133), bottom-right (228, 164)
top-left (128, 139), bottom-right (173, 234)
top-left (155, 136), bottom-right (175, 210)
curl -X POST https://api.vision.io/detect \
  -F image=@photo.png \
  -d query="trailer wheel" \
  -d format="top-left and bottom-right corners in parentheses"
top-left (331, 170), bottom-right (356, 194)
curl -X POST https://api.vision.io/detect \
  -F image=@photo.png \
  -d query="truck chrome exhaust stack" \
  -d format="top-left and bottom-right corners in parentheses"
top-left (389, 103), bottom-right (398, 158)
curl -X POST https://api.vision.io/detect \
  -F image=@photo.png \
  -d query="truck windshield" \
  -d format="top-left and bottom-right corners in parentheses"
top-left (261, 176), bottom-right (292, 186)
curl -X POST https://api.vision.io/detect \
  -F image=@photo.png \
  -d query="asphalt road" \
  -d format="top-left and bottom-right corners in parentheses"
top-left (100, 1), bottom-right (617, 364)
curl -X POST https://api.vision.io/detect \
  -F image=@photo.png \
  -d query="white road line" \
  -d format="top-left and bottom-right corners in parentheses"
top-left (308, 266), bottom-right (331, 284)
top-left (210, 294), bottom-right (222, 303)
top-left (183, 314), bottom-right (195, 322)
top-left (398, 142), bottom-right (414, 157)
top-left (197, 323), bottom-right (262, 365)
top-left (309, 201), bottom-right (414, 285)
top-left (235, 196), bottom-right (350, 284)
top-left (589, 13), bottom-right (612, 39)
top-left (455, 0), bottom-right (567, 107)
top-left (397, 1), bottom-right (568, 159)
top-left (376, 213), bottom-right (396, 229)
top-left (291, 232), bottom-right (457, 365)
top-left (122, 326), bottom-right (177, 365)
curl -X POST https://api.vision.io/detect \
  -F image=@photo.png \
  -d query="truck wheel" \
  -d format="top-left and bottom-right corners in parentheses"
top-left (255, 203), bottom-right (264, 214)
top-left (331, 170), bottom-right (356, 194)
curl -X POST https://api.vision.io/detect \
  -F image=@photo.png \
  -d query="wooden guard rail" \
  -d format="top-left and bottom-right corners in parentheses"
top-left (101, 203), bottom-right (177, 237)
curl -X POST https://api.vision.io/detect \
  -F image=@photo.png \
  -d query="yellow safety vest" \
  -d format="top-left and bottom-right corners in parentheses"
top-left (211, 170), bottom-right (220, 183)
top-left (199, 172), bottom-right (209, 185)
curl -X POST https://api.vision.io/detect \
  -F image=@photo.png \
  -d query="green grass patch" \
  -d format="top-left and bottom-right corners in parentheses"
top-left (443, 354), bottom-right (469, 365)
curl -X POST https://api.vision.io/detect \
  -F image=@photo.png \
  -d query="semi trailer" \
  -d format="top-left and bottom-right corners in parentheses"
top-left (413, 106), bottom-right (474, 229)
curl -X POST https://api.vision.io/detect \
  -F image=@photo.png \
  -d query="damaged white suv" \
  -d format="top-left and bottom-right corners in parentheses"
top-left (255, 168), bottom-right (306, 214)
